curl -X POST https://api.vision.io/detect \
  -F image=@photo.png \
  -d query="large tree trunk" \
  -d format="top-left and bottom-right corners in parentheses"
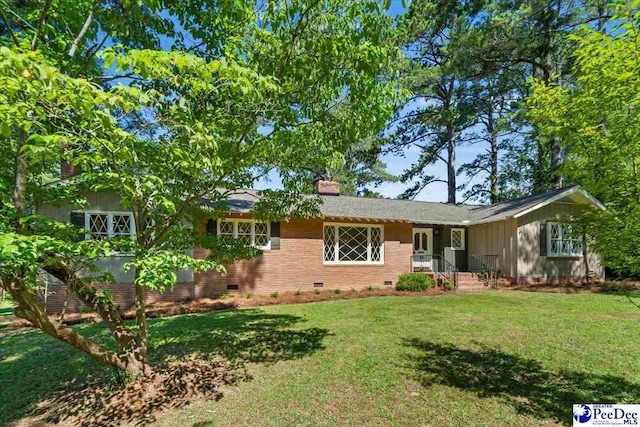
top-left (446, 126), bottom-right (456, 204)
top-left (5, 278), bottom-right (128, 370)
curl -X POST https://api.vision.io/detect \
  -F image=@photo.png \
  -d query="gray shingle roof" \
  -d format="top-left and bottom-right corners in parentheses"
top-left (219, 185), bottom-right (597, 225)
top-left (318, 195), bottom-right (476, 224)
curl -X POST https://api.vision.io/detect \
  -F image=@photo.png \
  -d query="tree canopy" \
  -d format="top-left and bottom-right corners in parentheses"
top-left (0, 0), bottom-right (404, 375)
top-left (527, 2), bottom-right (640, 275)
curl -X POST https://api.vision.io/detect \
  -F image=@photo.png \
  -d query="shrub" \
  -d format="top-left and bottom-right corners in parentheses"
top-left (294, 289), bottom-right (301, 296)
top-left (314, 289), bottom-right (321, 295)
top-left (245, 292), bottom-right (253, 299)
top-left (334, 289), bottom-right (341, 294)
top-left (271, 292), bottom-right (279, 298)
top-left (441, 281), bottom-right (454, 291)
top-left (366, 286), bottom-right (374, 291)
top-left (219, 293), bottom-right (229, 300)
top-left (396, 273), bottom-right (435, 291)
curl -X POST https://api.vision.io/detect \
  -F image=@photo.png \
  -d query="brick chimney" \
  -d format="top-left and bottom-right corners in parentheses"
top-left (316, 180), bottom-right (340, 196)
top-left (60, 160), bottom-right (76, 179)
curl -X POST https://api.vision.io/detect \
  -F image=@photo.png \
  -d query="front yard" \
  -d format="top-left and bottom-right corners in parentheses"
top-left (2, 291), bottom-right (640, 426)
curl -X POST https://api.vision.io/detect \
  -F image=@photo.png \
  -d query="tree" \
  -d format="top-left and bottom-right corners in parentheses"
top-left (388, 0), bottom-right (487, 203)
top-left (526, 2), bottom-right (640, 274)
top-left (0, 0), bottom-right (403, 376)
top-left (457, 58), bottom-right (525, 203)
top-left (470, 0), bottom-right (611, 194)
top-left (296, 135), bottom-right (399, 197)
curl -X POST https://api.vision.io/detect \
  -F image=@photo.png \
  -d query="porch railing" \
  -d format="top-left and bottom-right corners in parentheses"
top-left (470, 254), bottom-right (499, 288)
top-left (411, 254), bottom-right (459, 290)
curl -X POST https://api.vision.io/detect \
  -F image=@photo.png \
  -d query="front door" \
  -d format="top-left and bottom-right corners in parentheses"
top-left (413, 228), bottom-right (434, 270)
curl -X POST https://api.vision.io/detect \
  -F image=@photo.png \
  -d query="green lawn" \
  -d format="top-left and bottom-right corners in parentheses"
top-left (2, 291), bottom-right (640, 426)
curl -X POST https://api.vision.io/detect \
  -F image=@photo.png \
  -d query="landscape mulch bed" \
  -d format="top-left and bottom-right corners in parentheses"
top-left (15, 355), bottom-right (241, 427)
top-left (5, 287), bottom-right (449, 329)
top-left (503, 280), bottom-right (640, 294)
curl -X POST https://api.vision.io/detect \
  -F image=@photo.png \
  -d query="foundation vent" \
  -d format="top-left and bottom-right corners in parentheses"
top-left (313, 282), bottom-right (324, 288)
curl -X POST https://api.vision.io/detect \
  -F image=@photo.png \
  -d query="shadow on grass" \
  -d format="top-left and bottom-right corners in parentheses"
top-left (1, 308), bottom-right (329, 426)
top-left (0, 305), bottom-right (15, 317)
top-left (404, 339), bottom-right (640, 424)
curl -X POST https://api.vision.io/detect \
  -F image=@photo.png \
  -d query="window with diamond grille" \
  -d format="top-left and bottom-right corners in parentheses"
top-left (218, 219), bottom-right (270, 249)
top-left (237, 222), bottom-right (252, 245)
top-left (88, 214), bottom-right (109, 240)
top-left (323, 224), bottom-right (383, 263)
top-left (451, 228), bottom-right (465, 250)
top-left (547, 222), bottom-right (583, 256)
top-left (219, 220), bottom-right (234, 237)
top-left (86, 213), bottom-right (134, 240)
top-left (254, 222), bottom-right (269, 248)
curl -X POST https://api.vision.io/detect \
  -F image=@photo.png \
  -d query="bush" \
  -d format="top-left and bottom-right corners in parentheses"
top-left (294, 289), bottom-right (301, 296)
top-left (396, 273), bottom-right (435, 291)
top-left (334, 289), bottom-right (341, 294)
top-left (271, 292), bottom-right (279, 298)
top-left (441, 281), bottom-right (454, 291)
top-left (245, 292), bottom-right (253, 299)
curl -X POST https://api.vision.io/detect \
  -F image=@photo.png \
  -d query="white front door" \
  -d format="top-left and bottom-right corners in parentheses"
top-left (413, 228), bottom-right (434, 270)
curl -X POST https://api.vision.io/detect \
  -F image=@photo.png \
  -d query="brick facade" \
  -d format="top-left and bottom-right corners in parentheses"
top-left (43, 217), bottom-right (414, 313)
top-left (193, 217), bottom-right (414, 295)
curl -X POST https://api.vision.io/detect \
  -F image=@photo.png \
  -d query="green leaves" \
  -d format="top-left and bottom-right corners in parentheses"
top-left (527, 4), bottom-right (640, 274)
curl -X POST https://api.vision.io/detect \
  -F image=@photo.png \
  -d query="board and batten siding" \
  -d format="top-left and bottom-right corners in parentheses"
top-left (467, 218), bottom-right (518, 278)
top-left (516, 201), bottom-right (604, 283)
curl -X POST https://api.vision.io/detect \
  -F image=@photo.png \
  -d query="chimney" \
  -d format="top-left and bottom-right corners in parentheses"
top-left (316, 180), bottom-right (340, 196)
top-left (60, 160), bottom-right (76, 179)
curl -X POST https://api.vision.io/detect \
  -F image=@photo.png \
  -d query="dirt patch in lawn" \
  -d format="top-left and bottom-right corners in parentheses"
top-left (6, 287), bottom-right (449, 329)
top-left (16, 355), bottom-right (241, 427)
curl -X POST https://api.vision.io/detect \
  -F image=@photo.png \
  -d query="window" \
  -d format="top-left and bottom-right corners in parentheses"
top-left (451, 228), bottom-right (465, 250)
top-left (218, 219), bottom-right (271, 249)
top-left (323, 223), bottom-right (384, 264)
top-left (85, 212), bottom-right (135, 240)
top-left (547, 222), bottom-right (583, 257)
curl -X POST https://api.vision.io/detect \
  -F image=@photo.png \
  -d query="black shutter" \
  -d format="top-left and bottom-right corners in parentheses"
top-left (70, 211), bottom-right (85, 241)
top-left (270, 221), bottom-right (280, 250)
top-left (206, 219), bottom-right (217, 235)
top-left (70, 211), bottom-right (85, 228)
top-left (540, 222), bottom-right (547, 256)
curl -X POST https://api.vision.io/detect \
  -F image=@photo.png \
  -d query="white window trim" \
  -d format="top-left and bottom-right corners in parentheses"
top-left (451, 227), bottom-right (465, 250)
top-left (546, 221), bottom-right (583, 257)
top-left (323, 222), bottom-right (384, 265)
top-left (84, 211), bottom-right (136, 240)
top-left (217, 218), bottom-right (271, 250)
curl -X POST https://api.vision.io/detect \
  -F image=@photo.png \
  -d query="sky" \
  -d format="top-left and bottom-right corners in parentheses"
top-left (255, 0), bottom-right (487, 203)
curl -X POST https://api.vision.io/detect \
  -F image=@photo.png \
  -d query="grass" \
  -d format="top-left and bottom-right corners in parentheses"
top-left (2, 291), bottom-right (640, 426)
top-left (0, 300), bottom-right (15, 330)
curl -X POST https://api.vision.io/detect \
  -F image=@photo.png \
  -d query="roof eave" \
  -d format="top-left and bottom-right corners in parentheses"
top-left (512, 186), bottom-right (605, 219)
